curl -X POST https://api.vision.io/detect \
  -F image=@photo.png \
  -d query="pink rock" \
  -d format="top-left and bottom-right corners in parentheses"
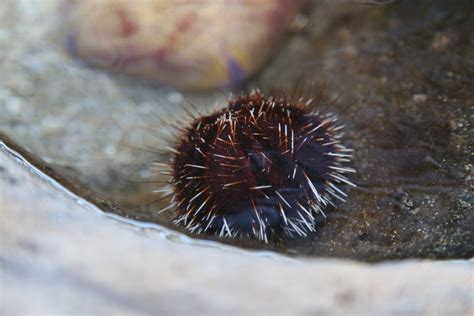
top-left (61, 0), bottom-right (304, 90)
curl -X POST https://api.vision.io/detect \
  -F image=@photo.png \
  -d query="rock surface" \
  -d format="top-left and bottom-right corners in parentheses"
top-left (1, 145), bottom-right (473, 314)
top-left (61, 0), bottom-right (303, 90)
top-left (0, 0), bottom-right (472, 260)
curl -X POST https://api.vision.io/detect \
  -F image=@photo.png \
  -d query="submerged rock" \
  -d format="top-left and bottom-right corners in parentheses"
top-left (1, 0), bottom-right (472, 261)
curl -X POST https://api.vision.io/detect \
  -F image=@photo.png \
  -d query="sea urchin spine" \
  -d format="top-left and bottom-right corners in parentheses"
top-left (155, 90), bottom-right (356, 242)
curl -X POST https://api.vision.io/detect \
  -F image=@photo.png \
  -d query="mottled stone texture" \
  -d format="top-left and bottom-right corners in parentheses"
top-left (1, 148), bottom-right (473, 315)
top-left (60, 0), bottom-right (303, 90)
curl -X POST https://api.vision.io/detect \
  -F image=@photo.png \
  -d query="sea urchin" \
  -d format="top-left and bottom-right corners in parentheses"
top-left (156, 90), bottom-right (355, 242)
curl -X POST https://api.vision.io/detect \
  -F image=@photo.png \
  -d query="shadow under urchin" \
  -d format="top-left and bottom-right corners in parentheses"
top-left (155, 90), bottom-right (356, 243)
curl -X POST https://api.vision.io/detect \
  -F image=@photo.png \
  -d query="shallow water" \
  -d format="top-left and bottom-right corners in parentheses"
top-left (1, 0), bottom-right (472, 261)
top-left (0, 137), bottom-right (299, 264)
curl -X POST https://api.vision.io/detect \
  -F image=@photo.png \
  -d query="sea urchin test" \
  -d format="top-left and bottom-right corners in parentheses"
top-left (156, 90), bottom-right (356, 242)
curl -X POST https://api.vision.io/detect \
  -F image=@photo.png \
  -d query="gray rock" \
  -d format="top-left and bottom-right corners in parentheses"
top-left (1, 141), bottom-right (473, 315)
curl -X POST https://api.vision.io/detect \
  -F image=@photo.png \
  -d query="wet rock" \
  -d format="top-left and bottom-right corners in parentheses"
top-left (0, 0), bottom-right (472, 260)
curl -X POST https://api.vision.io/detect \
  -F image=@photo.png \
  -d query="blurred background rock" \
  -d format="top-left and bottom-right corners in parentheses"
top-left (60, 0), bottom-right (304, 90)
